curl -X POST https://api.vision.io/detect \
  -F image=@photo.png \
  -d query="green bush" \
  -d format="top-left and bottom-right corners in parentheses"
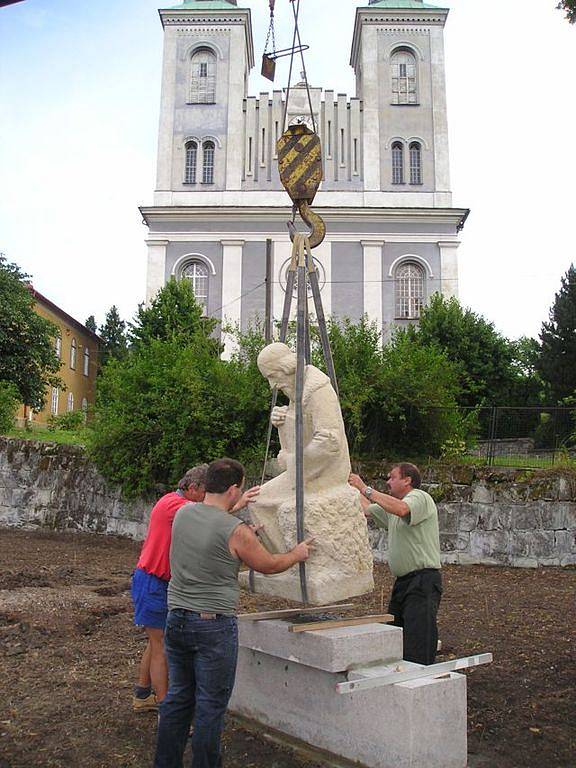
top-left (0, 381), bottom-right (20, 434)
top-left (88, 336), bottom-right (271, 498)
top-left (47, 411), bottom-right (85, 432)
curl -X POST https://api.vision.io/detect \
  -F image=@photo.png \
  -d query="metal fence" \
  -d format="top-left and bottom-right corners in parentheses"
top-left (454, 406), bottom-right (575, 468)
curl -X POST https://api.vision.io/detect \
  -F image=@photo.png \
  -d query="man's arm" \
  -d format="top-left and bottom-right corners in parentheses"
top-left (229, 524), bottom-right (314, 574)
top-left (349, 474), bottom-right (410, 518)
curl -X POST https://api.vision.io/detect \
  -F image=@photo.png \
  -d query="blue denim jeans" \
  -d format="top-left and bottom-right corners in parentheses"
top-left (154, 609), bottom-right (238, 768)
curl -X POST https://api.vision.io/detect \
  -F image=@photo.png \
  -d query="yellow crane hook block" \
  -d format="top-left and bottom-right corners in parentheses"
top-left (277, 123), bottom-right (326, 249)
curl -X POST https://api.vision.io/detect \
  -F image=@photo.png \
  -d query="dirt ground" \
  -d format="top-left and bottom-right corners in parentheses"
top-left (0, 528), bottom-right (574, 768)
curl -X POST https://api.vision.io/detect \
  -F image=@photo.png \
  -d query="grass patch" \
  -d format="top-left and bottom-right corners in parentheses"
top-left (459, 453), bottom-right (576, 470)
top-left (6, 427), bottom-right (90, 447)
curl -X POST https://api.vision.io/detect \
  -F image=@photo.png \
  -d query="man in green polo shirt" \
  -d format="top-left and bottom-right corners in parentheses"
top-left (349, 462), bottom-right (442, 665)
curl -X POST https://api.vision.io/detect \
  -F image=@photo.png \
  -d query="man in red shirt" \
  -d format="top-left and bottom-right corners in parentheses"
top-left (131, 465), bottom-right (260, 711)
top-left (131, 465), bottom-right (209, 711)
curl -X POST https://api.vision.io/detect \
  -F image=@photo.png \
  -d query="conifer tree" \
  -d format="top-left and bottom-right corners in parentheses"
top-left (537, 265), bottom-right (576, 403)
top-left (85, 315), bottom-right (97, 334)
top-left (558, 0), bottom-right (576, 23)
top-left (98, 306), bottom-right (128, 367)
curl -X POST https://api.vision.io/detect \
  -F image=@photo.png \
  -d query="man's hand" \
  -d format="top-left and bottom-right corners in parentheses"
top-left (348, 473), bottom-right (366, 493)
top-left (271, 406), bottom-right (288, 427)
top-left (232, 485), bottom-right (260, 512)
top-left (291, 537), bottom-right (315, 562)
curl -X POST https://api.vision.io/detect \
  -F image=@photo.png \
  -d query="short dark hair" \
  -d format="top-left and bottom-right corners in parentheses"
top-left (205, 458), bottom-right (245, 494)
top-left (178, 464), bottom-right (209, 491)
top-left (393, 462), bottom-right (421, 489)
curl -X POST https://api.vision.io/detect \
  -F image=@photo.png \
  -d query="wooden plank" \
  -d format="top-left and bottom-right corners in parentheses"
top-left (238, 603), bottom-right (355, 622)
top-left (336, 653), bottom-right (493, 694)
top-left (288, 614), bottom-right (394, 633)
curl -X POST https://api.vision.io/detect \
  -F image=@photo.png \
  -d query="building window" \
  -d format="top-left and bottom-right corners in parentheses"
top-left (55, 336), bottom-right (61, 358)
top-left (67, 392), bottom-right (74, 412)
top-left (51, 388), bottom-right (59, 415)
top-left (83, 347), bottom-right (90, 376)
top-left (410, 142), bottom-right (422, 185)
top-left (202, 141), bottom-right (215, 184)
top-left (391, 49), bottom-right (418, 105)
top-left (181, 260), bottom-right (209, 312)
top-left (395, 262), bottom-right (425, 319)
top-left (70, 338), bottom-right (77, 370)
top-left (189, 49), bottom-right (216, 104)
top-left (81, 397), bottom-right (89, 423)
top-left (184, 141), bottom-right (197, 184)
top-left (392, 142), bottom-right (404, 184)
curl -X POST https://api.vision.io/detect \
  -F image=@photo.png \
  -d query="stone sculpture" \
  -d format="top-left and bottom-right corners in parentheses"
top-left (244, 342), bottom-right (374, 604)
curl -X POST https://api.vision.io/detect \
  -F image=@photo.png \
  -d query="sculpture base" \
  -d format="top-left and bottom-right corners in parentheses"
top-left (239, 568), bottom-right (374, 605)
top-left (229, 620), bottom-right (467, 768)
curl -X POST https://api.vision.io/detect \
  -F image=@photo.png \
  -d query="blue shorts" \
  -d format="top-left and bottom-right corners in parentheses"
top-left (131, 567), bottom-right (169, 630)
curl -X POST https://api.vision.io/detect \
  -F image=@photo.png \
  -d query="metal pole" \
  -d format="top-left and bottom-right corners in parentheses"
top-left (295, 236), bottom-right (309, 604)
top-left (306, 241), bottom-right (338, 395)
top-left (265, 238), bottom-right (273, 344)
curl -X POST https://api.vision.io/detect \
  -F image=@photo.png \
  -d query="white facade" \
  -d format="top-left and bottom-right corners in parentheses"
top-left (143, 0), bottom-right (468, 350)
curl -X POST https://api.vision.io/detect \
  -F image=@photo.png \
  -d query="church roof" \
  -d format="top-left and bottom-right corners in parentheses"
top-left (166, 1), bottom-right (240, 10)
top-left (366, 0), bottom-right (444, 8)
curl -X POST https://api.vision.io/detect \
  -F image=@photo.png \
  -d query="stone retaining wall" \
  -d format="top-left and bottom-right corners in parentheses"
top-left (357, 461), bottom-right (576, 568)
top-left (1, 439), bottom-right (575, 568)
top-left (0, 437), bottom-right (150, 539)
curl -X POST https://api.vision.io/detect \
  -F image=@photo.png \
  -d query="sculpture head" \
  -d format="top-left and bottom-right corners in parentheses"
top-left (257, 342), bottom-right (297, 399)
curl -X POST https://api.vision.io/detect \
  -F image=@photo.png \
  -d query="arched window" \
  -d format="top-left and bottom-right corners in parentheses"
top-left (202, 141), bottom-right (215, 184)
top-left (70, 338), bottom-right (77, 369)
top-left (410, 142), bottom-right (422, 185)
top-left (181, 260), bottom-right (209, 312)
top-left (55, 336), bottom-right (61, 358)
top-left (391, 49), bottom-right (417, 105)
top-left (395, 262), bottom-right (425, 319)
top-left (51, 388), bottom-right (59, 415)
top-left (184, 141), bottom-right (197, 184)
top-left (189, 49), bottom-right (216, 104)
top-left (83, 347), bottom-right (90, 376)
top-left (67, 392), bottom-right (74, 412)
top-left (392, 142), bottom-right (404, 184)
top-left (82, 397), bottom-right (89, 423)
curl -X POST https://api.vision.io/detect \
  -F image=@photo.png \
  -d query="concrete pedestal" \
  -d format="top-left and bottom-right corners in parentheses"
top-left (230, 620), bottom-right (467, 768)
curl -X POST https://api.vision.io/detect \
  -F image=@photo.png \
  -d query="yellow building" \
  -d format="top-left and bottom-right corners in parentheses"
top-left (17, 289), bottom-right (101, 427)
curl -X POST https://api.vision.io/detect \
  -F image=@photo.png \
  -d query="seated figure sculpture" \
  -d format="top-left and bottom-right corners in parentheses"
top-left (244, 342), bottom-right (374, 604)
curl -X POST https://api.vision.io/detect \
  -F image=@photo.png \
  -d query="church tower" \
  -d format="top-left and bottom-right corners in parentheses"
top-left (351, 0), bottom-right (451, 204)
top-left (155, 0), bottom-right (254, 202)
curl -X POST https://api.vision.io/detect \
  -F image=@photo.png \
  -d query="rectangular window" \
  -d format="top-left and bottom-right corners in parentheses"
top-left (248, 137), bottom-right (253, 174)
top-left (327, 120), bottom-right (332, 157)
top-left (261, 128), bottom-right (266, 165)
top-left (51, 388), bottom-right (59, 415)
top-left (353, 138), bottom-right (358, 174)
top-left (340, 128), bottom-right (345, 165)
top-left (199, 62), bottom-right (208, 78)
top-left (274, 121), bottom-right (279, 158)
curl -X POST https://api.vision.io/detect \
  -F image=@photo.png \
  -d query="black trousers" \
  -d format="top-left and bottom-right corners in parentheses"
top-left (388, 568), bottom-right (442, 665)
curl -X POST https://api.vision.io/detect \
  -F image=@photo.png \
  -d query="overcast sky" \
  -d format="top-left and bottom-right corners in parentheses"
top-left (1, 0), bottom-right (575, 339)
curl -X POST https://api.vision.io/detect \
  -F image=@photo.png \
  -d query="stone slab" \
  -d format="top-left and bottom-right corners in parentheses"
top-left (238, 619), bottom-right (403, 673)
top-left (239, 569), bottom-right (374, 605)
top-left (230, 643), bottom-right (467, 768)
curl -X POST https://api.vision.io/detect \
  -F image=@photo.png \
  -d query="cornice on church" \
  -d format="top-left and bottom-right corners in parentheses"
top-left (350, 4), bottom-right (449, 69)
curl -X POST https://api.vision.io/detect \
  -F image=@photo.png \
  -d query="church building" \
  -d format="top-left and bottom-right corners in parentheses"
top-left (141, 0), bottom-right (468, 354)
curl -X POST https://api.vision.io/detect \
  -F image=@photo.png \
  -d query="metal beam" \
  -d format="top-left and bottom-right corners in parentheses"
top-left (336, 653), bottom-right (493, 694)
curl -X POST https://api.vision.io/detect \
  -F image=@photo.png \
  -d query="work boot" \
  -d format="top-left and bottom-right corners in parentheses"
top-left (132, 689), bottom-right (158, 712)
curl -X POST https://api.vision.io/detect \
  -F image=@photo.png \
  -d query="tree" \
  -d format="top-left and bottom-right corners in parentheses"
top-left (410, 294), bottom-right (519, 409)
top-left (558, 0), bottom-right (576, 23)
top-left (98, 305), bottom-right (128, 367)
top-left (89, 336), bottom-right (269, 497)
top-left (537, 265), bottom-right (576, 403)
top-left (85, 315), bottom-right (97, 334)
top-left (0, 254), bottom-right (61, 409)
top-left (130, 278), bottom-right (220, 355)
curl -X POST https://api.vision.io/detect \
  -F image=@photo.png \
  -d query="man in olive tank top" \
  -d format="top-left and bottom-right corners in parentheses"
top-left (154, 458), bottom-right (314, 768)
